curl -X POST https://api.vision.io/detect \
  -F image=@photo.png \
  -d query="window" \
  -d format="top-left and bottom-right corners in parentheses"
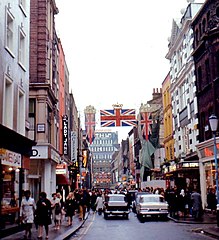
top-left (18, 27), bottom-right (26, 68)
top-left (29, 99), bottom-right (35, 140)
top-left (3, 76), bottom-right (13, 128)
top-left (205, 59), bottom-right (210, 84)
top-left (17, 89), bottom-right (25, 134)
top-left (19, 0), bottom-right (27, 15)
top-left (6, 9), bottom-right (14, 54)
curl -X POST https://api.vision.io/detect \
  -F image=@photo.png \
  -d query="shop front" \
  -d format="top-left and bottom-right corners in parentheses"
top-left (0, 124), bottom-right (35, 236)
top-left (163, 161), bottom-right (200, 192)
top-left (196, 138), bottom-right (219, 208)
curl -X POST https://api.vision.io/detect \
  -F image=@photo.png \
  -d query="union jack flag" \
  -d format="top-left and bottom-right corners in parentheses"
top-left (85, 112), bottom-right (96, 144)
top-left (100, 107), bottom-right (136, 127)
top-left (140, 112), bottom-right (152, 141)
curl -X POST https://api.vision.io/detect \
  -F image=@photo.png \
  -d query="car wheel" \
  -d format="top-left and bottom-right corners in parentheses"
top-left (104, 213), bottom-right (108, 219)
top-left (124, 214), bottom-right (129, 220)
top-left (161, 215), bottom-right (168, 221)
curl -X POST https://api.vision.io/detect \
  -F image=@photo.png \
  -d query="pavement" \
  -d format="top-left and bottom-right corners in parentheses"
top-left (1, 212), bottom-right (89, 240)
top-left (169, 211), bottom-right (219, 239)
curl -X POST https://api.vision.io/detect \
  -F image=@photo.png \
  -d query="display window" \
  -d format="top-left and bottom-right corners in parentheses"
top-left (1, 165), bottom-right (20, 228)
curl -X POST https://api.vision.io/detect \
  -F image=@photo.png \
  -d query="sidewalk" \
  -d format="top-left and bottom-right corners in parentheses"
top-left (169, 211), bottom-right (219, 239)
top-left (1, 212), bottom-right (89, 240)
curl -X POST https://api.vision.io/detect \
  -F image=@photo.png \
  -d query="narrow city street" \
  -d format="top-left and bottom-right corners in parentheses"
top-left (70, 212), bottom-right (215, 240)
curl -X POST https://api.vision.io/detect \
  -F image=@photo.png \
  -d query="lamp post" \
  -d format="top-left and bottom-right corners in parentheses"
top-left (209, 114), bottom-right (219, 226)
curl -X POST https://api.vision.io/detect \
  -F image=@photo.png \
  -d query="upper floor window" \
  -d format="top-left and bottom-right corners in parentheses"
top-left (19, 0), bottom-right (27, 16)
top-left (17, 88), bottom-right (25, 135)
top-left (6, 9), bottom-right (14, 54)
top-left (18, 26), bottom-right (26, 69)
top-left (3, 75), bottom-right (13, 128)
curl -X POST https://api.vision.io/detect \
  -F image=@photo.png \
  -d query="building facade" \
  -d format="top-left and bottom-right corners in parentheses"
top-left (28, 0), bottom-right (60, 199)
top-left (90, 130), bottom-right (119, 189)
top-left (162, 73), bottom-right (174, 162)
top-left (165, 2), bottom-right (202, 191)
top-left (192, 0), bottom-right (219, 207)
top-left (0, 0), bottom-right (35, 233)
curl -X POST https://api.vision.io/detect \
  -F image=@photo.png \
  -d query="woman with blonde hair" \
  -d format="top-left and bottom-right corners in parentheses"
top-left (65, 192), bottom-right (77, 226)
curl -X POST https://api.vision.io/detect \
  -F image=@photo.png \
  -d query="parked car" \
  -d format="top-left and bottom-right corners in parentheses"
top-left (103, 194), bottom-right (129, 219)
top-left (132, 192), bottom-right (149, 213)
top-left (136, 194), bottom-right (169, 221)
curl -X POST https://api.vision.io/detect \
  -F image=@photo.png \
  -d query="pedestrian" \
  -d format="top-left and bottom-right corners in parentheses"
top-left (65, 192), bottom-right (77, 226)
top-left (20, 190), bottom-right (36, 239)
top-left (51, 193), bottom-right (61, 230)
top-left (95, 193), bottom-right (104, 215)
top-left (207, 187), bottom-right (217, 214)
top-left (90, 190), bottom-right (97, 213)
top-left (78, 189), bottom-right (87, 220)
top-left (191, 189), bottom-right (203, 220)
top-left (35, 191), bottom-right (52, 239)
top-left (178, 189), bottom-right (187, 218)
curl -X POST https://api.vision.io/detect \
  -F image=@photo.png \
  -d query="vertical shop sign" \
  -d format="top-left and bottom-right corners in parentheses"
top-left (71, 131), bottom-right (77, 163)
top-left (63, 115), bottom-right (68, 155)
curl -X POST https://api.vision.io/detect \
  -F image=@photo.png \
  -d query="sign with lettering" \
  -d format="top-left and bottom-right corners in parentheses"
top-left (0, 148), bottom-right (21, 167)
top-left (63, 115), bottom-right (68, 155)
top-left (71, 131), bottom-right (77, 162)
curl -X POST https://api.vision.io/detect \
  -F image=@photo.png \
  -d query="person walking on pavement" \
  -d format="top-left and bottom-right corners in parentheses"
top-left (95, 193), bottom-right (104, 215)
top-left (191, 189), bottom-right (203, 220)
top-left (51, 193), bottom-right (61, 230)
top-left (35, 192), bottom-right (52, 239)
top-left (78, 189), bottom-right (88, 220)
top-left (178, 189), bottom-right (187, 218)
top-left (65, 192), bottom-right (77, 226)
top-left (90, 190), bottom-right (97, 213)
top-left (207, 187), bottom-right (217, 214)
top-left (20, 190), bottom-right (36, 239)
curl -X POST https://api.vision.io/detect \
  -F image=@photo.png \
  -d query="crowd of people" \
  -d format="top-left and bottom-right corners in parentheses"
top-left (19, 186), bottom-right (217, 239)
top-left (19, 188), bottom-right (108, 239)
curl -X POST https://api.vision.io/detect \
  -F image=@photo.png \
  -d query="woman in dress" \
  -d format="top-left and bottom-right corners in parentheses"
top-left (36, 192), bottom-right (52, 239)
top-left (20, 190), bottom-right (36, 239)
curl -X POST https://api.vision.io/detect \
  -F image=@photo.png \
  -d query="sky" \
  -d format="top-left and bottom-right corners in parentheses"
top-left (54, 0), bottom-right (202, 141)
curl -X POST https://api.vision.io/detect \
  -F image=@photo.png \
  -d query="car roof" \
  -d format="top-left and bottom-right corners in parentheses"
top-left (140, 194), bottom-right (164, 198)
top-left (108, 194), bottom-right (125, 197)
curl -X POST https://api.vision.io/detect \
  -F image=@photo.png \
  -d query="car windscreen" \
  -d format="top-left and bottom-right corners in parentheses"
top-left (139, 196), bottom-right (164, 203)
top-left (109, 196), bottom-right (125, 201)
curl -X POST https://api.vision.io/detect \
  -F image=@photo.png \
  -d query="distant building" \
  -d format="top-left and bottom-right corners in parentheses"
top-left (90, 130), bottom-right (119, 189)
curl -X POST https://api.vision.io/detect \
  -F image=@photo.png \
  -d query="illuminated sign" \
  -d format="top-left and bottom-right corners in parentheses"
top-left (63, 115), bottom-right (68, 155)
top-left (82, 150), bottom-right (88, 168)
top-left (56, 163), bottom-right (67, 174)
top-left (0, 148), bottom-right (21, 167)
top-left (199, 144), bottom-right (219, 158)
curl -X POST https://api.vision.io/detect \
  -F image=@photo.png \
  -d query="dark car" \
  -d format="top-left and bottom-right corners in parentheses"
top-left (103, 194), bottom-right (129, 219)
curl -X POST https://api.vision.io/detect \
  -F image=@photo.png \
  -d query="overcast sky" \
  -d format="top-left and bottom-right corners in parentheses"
top-left (54, 0), bottom-right (203, 141)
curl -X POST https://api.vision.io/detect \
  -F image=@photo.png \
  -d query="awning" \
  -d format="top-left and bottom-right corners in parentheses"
top-left (56, 174), bottom-right (69, 185)
top-left (0, 124), bottom-right (36, 156)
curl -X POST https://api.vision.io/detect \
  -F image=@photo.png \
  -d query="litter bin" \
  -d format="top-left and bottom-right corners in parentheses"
top-left (217, 204), bottom-right (219, 227)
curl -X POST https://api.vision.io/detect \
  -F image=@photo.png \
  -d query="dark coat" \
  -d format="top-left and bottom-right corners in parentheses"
top-left (36, 198), bottom-right (52, 226)
top-left (65, 198), bottom-right (77, 217)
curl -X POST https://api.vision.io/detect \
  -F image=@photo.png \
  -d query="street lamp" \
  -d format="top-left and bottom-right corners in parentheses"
top-left (209, 114), bottom-right (219, 226)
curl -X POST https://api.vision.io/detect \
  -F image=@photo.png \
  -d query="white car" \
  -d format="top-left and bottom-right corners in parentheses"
top-left (136, 194), bottom-right (169, 221)
top-left (103, 194), bottom-right (129, 219)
